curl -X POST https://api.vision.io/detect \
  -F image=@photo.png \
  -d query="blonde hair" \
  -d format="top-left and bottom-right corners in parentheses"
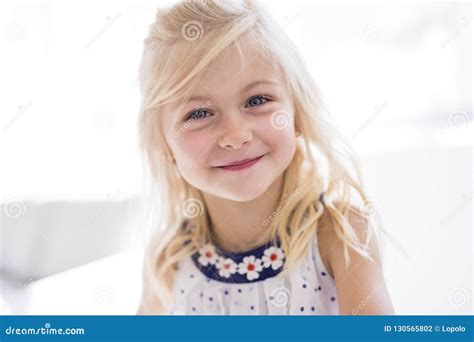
top-left (138, 0), bottom-right (380, 311)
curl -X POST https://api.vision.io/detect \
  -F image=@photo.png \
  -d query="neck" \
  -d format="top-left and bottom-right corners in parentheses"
top-left (202, 174), bottom-right (284, 253)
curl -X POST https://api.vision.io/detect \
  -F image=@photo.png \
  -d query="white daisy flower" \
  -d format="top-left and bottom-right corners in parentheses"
top-left (197, 244), bottom-right (218, 266)
top-left (238, 255), bottom-right (263, 281)
top-left (262, 246), bottom-right (285, 270)
top-left (215, 257), bottom-right (237, 278)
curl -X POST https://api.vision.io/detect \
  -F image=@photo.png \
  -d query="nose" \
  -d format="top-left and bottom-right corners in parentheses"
top-left (217, 112), bottom-right (253, 150)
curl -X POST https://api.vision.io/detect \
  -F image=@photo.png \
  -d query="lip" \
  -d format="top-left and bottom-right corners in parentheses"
top-left (215, 154), bottom-right (266, 171)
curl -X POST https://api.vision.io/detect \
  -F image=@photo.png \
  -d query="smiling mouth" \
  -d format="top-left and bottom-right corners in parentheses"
top-left (215, 154), bottom-right (266, 171)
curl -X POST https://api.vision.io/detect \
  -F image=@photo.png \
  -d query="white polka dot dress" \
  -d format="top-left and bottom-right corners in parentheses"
top-left (170, 228), bottom-right (339, 315)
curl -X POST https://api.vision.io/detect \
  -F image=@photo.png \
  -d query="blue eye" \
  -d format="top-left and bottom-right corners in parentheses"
top-left (185, 108), bottom-right (212, 121)
top-left (246, 95), bottom-right (269, 108)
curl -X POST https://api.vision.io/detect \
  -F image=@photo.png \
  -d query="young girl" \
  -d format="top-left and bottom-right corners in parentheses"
top-left (137, 0), bottom-right (394, 315)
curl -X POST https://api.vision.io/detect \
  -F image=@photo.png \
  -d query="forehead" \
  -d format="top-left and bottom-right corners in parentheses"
top-left (196, 46), bottom-right (282, 94)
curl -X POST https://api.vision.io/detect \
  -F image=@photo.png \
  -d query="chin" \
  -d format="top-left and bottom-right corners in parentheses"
top-left (218, 183), bottom-right (270, 202)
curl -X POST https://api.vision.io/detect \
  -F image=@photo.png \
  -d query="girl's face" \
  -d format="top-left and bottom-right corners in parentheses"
top-left (160, 48), bottom-right (297, 202)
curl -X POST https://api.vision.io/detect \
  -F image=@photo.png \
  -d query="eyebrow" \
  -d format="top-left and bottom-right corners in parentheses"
top-left (186, 79), bottom-right (279, 103)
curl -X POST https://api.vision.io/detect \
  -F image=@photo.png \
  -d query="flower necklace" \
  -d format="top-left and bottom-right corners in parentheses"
top-left (191, 239), bottom-right (286, 283)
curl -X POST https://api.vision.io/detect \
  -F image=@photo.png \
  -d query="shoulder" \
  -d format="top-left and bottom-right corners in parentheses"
top-left (317, 204), bottom-right (375, 274)
top-left (137, 254), bottom-right (173, 315)
top-left (137, 270), bottom-right (165, 315)
top-left (316, 202), bottom-right (395, 314)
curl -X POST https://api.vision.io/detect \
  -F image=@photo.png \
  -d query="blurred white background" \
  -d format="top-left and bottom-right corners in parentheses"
top-left (0, 0), bottom-right (472, 315)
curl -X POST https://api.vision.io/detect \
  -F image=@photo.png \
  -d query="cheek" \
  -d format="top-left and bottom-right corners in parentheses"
top-left (171, 130), bottom-right (212, 170)
top-left (256, 114), bottom-right (296, 158)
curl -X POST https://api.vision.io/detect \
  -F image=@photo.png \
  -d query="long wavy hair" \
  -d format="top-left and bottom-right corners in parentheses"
top-left (138, 0), bottom-right (381, 311)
